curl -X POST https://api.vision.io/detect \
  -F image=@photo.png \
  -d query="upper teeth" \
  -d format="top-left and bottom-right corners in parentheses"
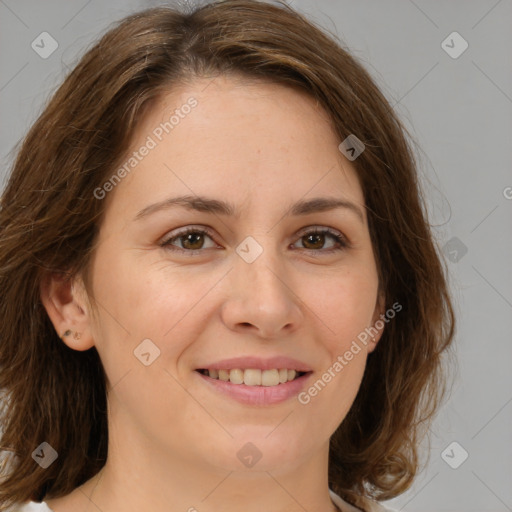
top-left (204, 368), bottom-right (301, 386)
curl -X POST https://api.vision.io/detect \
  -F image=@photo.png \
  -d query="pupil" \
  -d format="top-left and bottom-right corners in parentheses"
top-left (182, 233), bottom-right (326, 251)
top-left (184, 233), bottom-right (203, 249)
top-left (305, 233), bottom-right (323, 249)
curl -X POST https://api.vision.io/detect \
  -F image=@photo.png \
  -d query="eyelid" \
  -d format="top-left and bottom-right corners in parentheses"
top-left (295, 225), bottom-right (346, 240)
top-left (160, 224), bottom-right (350, 254)
top-left (159, 225), bottom-right (218, 251)
top-left (292, 225), bottom-right (350, 253)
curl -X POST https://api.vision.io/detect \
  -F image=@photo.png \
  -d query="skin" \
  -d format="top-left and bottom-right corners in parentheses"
top-left (41, 75), bottom-right (385, 512)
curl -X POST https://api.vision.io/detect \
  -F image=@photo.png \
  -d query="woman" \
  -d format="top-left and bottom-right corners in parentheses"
top-left (0, 1), bottom-right (455, 511)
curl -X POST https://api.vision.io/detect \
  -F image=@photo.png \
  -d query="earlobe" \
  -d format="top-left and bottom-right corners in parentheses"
top-left (40, 272), bottom-right (95, 351)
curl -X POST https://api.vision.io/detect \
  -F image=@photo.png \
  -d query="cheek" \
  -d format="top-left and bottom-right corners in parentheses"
top-left (88, 254), bottom-right (206, 421)
top-left (301, 267), bottom-right (378, 427)
top-left (308, 267), bottom-right (379, 350)
top-left (90, 251), bottom-right (211, 367)
top-left (303, 353), bottom-right (367, 438)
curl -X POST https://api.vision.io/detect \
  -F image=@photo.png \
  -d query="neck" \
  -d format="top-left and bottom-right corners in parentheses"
top-left (46, 443), bottom-right (339, 512)
top-left (46, 397), bottom-right (340, 512)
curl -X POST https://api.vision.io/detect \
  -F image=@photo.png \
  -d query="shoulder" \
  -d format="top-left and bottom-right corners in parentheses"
top-left (329, 489), bottom-right (402, 512)
top-left (6, 502), bottom-right (53, 512)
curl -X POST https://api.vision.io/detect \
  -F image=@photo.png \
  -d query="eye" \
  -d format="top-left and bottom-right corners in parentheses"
top-left (160, 225), bottom-right (349, 256)
top-left (160, 226), bottom-right (218, 254)
top-left (291, 227), bottom-right (348, 254)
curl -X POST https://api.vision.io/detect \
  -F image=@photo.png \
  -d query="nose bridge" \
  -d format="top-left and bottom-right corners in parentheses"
top-left (242, 248), bottom-right (283, 292)
top-left (222, 233), bottom-right (302, 337)
top-left (237, 234), bottom-right (288, 300)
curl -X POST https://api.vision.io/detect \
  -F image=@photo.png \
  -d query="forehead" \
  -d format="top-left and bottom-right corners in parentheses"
top-left (103, 75), bottom-right (364, 219)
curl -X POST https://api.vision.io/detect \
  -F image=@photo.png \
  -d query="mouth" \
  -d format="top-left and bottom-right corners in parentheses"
top-left (195, 368), bottom-right (311, 386)
top-left (194, 368), bottom-right (313, 406)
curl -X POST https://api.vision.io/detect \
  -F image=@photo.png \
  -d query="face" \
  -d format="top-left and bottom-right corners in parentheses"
top-left (44, 75), bottom-right (384, 479)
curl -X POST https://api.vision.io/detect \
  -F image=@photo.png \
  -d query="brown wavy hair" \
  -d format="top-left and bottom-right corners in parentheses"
top-left (0, 0), bottom-right (455, 509)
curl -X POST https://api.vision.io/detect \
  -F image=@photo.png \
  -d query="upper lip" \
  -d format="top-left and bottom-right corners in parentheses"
top-left (196, 356), bottom-right (312, 372)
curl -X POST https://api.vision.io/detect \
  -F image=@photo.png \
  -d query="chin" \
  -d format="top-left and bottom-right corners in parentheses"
top-left (206, 434), bottom-right (310, 474)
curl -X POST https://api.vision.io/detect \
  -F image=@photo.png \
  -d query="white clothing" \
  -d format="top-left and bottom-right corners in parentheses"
top-left (13, 490), bottom-right (400, 512)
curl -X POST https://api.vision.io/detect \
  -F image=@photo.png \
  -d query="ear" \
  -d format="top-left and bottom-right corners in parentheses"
top-left (367, 289), bottom-right (386, 354)
top-left (40, 271), bottom-right (95, 351)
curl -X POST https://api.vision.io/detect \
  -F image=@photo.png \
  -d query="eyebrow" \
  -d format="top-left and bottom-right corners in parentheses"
top-left (133, 194), bottom-right (365, 223)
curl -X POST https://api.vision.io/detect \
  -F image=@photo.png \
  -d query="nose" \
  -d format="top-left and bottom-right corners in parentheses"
top-left (220, 249), bottom-right (303, 339)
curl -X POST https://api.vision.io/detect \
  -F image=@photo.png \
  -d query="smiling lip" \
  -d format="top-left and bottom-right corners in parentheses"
top-left (195, 370), bottom-right (313, 406)
top-left (194, 356), bottom-right (313, 406)
top-left (195, 356), bottom-right (312, 372)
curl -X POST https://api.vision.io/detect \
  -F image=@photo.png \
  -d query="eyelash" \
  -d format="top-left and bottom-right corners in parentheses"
top-left (160, 226), bottom-right (349, 256)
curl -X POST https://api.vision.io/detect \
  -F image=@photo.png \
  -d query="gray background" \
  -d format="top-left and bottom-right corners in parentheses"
top-left (1, 1), bottom-right (511, 511)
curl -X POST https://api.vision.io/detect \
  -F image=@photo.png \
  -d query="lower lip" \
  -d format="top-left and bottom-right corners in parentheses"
top-left (195, 370), bottom-right (313, 406)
